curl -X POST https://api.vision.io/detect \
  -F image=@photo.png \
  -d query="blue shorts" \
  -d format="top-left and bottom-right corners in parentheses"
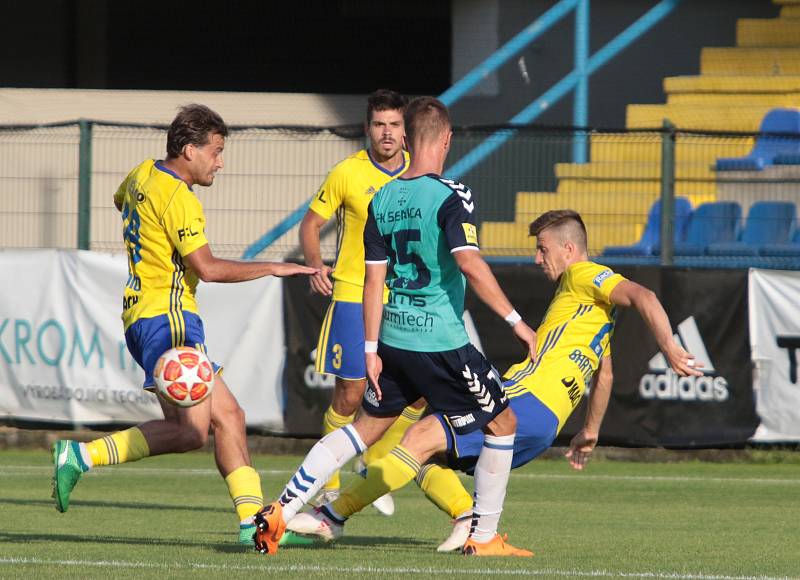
top-left (315, 300), bottom-right (366, 380)
top-left (436, 390), bottom-right (559, 474)
top-left (124, 311), bottom-right (220, 390)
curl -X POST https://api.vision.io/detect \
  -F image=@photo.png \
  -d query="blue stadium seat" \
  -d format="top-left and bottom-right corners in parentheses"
top-left (760, 223), bottom-right (800, 257)
top-left (716, 109), bottom-right (800, 171)
top-left (602, 197), bottom-right (692, 256)
top-left (708, 201), bottom-right (796, 256)
top-left (674, 201), bottom-right (741, 256)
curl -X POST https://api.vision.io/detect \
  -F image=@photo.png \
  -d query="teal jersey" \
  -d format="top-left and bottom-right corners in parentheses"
top-left (363, 173), bottom-right (480, 352)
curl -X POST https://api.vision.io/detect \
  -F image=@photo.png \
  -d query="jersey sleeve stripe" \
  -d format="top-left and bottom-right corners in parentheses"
top-left (365, 259), bottom-right (389, 264)
top-left (450, 245), bottom-right (480, 253)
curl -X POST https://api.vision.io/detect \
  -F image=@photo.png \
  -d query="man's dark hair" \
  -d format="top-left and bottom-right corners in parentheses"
top-left (166, 104), bottom-right (228, 158)
top-left (404, 96), bottom-right (450, 148)
top-left (366, 89), bottom-right (407, 123)
top-left (529, 209), bottom-right (588, 250)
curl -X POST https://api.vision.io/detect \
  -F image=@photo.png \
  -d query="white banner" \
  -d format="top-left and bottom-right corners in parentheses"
top-left (748, 268), bottom-right (800, 442)
top-left (0, 249), bottom-right (285, 431)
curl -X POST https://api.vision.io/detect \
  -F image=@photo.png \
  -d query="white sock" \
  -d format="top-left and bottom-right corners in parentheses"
top-left (470, 433), bottom-right (515, 543)
top-left (278, 424), bottom-right (366, 522)
top-left (78, 442), bottom-right (93, 469)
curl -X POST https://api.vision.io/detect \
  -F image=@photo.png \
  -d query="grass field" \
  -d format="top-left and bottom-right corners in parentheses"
top-left (1, 449), bottom-right (799, 579)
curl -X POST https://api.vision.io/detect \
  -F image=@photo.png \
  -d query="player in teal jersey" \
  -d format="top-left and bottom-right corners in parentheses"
top-left (253, 97), bottom-right (537, 557)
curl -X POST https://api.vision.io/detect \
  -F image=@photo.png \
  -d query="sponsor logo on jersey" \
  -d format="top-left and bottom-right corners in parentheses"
top-left (462, 223), bottom-right (478, 245)
top-left (375, 207), bottom-right (422, 224)
top-left (568, 349), bottom-right (596, 385)
top-left (382, 309), bottom-right (434, 332)
top-left (365, 186), bottom-right (377, 196)
top-left (639, 317), bottom-right (729, 402)
top-left (450, 413), bottom-right (475, 428)
top-left (177, 223), bottom-right (201, 242)
top-left (593, 269), bottom-right (612, 288)
top-left (561, 376), bottom-right (582, 408)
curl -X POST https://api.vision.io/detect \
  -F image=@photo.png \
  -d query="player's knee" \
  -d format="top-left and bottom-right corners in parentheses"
top-left (398, 416), bottom-right (445, 462)
top-left (485, 406), bottom-right (517, 437)
top-left (212, 401), bottom-right (246, 432)
top-left (178, 425), bottom-right (208, 451)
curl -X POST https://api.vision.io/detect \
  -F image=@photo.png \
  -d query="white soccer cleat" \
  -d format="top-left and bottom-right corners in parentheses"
top-left (436, 514), bottom-right (471, 552)
top-left (370, 491), bottom-right (395, 516)
top-left (286, 508), bottom-right (344, 542)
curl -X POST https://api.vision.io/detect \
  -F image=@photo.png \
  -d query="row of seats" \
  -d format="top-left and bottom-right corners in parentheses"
top-left (602, 199), bottom-right (800, 257)
top-left (716, 108), bottom-right (800, 171)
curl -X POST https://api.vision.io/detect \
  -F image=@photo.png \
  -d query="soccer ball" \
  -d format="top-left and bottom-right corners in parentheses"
top-left (153, 346), bottom-right (215, 407)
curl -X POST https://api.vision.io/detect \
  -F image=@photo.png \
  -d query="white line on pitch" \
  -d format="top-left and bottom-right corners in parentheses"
top-left (2, 465), bottom-right (799, 485)
top-left (0, 557), bottom-right (796, 580)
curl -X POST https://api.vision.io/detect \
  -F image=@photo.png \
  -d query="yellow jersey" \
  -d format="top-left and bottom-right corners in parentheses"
top-left (113, 160), bottom-right (210, 330)
top-left (503, 261), bottom-right (626, 429)
top-left (308, 148), bottom-right (409, 302)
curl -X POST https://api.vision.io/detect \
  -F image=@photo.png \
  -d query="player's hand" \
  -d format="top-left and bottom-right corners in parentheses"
top-left (269, 263), bottom-right (319, 278)
top-left (512, 321), bottom-right (537, 363)
top-left (664, 344), bottom-right (703, 377)
top-left (366, 352), bottom-right (383, 400)
top-left (308, 264), bottom-right (333, 295)
top-left (566, 428), bottom-right (598, 471)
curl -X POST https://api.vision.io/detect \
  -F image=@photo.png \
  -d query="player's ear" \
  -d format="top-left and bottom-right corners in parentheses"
top-left (183, 143), bottom-right (194, 161)
top-left (443, 130), bottom-right (452, 151)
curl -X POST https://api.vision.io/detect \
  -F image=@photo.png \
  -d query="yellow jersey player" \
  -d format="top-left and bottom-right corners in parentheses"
top-left (299, 89), bottom-right (424, 513)
top-left (289, 209), bottom-right (703, 554)
top-left (51, 104), bottom-right (316, 544)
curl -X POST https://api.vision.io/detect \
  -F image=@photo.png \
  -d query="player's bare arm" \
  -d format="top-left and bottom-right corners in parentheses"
top-left (184, 244), bottom-right (318, 283)
top-left (609, 280), bottom-right (702, 377)
top-left (453, 249), bottom-right (537, 360)
top-left (299, 208), bottom-right (333, 295)
top-left (566, 354), bottom-right (613, 470)
top-left (363, 261), bottom-right (386, 399)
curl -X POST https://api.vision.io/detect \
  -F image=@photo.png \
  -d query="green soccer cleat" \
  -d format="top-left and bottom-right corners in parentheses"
top-left (239, 522), bottom-right (257, 545)
top-left (52, 440), bottom-right (90, 513)
top-left (279, 530), bottom-right (315, 547)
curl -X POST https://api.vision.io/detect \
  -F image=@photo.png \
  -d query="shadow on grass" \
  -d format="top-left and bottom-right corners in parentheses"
top-left (0, 530), bottom-right (236, 551)
top-left (213, 534), bottom-right (431, 554)
top-left (0, 497), bottom-right (228, 513)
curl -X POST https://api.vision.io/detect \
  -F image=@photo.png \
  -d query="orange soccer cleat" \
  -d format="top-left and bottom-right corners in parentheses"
top-left (462, 533), bottom-right (534, 557)
top-left (253, 502), bottom-right (287, 555)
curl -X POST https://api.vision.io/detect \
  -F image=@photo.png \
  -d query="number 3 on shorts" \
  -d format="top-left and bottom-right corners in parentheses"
top-left (332, 343), bottom-right (343, 370)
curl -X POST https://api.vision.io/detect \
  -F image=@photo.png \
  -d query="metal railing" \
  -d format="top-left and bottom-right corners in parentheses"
top-left (1, 121), bottom-right (799, 269)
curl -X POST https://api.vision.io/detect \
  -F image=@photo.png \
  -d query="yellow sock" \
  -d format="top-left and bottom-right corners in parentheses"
top-left (225, 466), bottom-right (264, 521)
top-left (332, 445), bottom-right (420, 518)
top-left (362, 404), bottom-right (426, 465)
top-left (321, 406), bottom-right (355, 491)
top-left (85, 427), bottom-right (150, 466)
top-left (415, 463), bottom-right (473, 519)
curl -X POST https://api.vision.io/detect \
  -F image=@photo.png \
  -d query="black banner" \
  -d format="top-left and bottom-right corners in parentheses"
top-left (282, 275), bottom-right (336, 436)
top-left (283, 265), bottom-right (759, 447)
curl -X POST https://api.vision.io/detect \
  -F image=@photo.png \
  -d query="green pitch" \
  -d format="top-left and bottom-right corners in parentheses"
top-left (1, 449), bottom-right (799, 579)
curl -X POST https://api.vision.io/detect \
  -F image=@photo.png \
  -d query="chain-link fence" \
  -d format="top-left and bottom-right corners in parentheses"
top-left (1, 121), bottom-right (798, 267)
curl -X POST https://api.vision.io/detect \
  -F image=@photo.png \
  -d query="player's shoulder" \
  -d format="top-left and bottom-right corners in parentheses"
top-left (567, 261), bottom-right (619, 289)
top-left (329, 149), bottom-right (371, 176)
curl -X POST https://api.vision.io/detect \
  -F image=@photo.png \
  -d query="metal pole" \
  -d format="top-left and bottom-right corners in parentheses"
top-left (660, 119), bottom-right (675, 266)
top-left (573, 0), bottom-right (589, 163)
top-left (77, 119), bottom-right (92, 251)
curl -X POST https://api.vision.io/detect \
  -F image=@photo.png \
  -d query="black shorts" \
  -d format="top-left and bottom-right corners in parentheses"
top-left (361, 342), bottom-right (508, 435)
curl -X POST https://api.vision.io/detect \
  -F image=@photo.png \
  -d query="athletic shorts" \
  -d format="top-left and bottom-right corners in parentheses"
top-left (439, 389), bottom-right (559, 475)
top-left (315, 300), bottom-right (365, 380)
top-left (124, 311), bottom-right (221, 390)
top-left (361, 341), bottom-right (508, 436)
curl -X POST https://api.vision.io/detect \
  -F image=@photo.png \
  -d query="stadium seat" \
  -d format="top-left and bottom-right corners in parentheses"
top-left (602, 198), bottom-right (692, 256)
top-left (715, 108), bottom-right (800, 171)
top-left (674, 201), bottom-right (742, 255)
top-left (708, 201), bottom-right (796, 256)
top-left (759, 222), bottom-right (800, 257)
